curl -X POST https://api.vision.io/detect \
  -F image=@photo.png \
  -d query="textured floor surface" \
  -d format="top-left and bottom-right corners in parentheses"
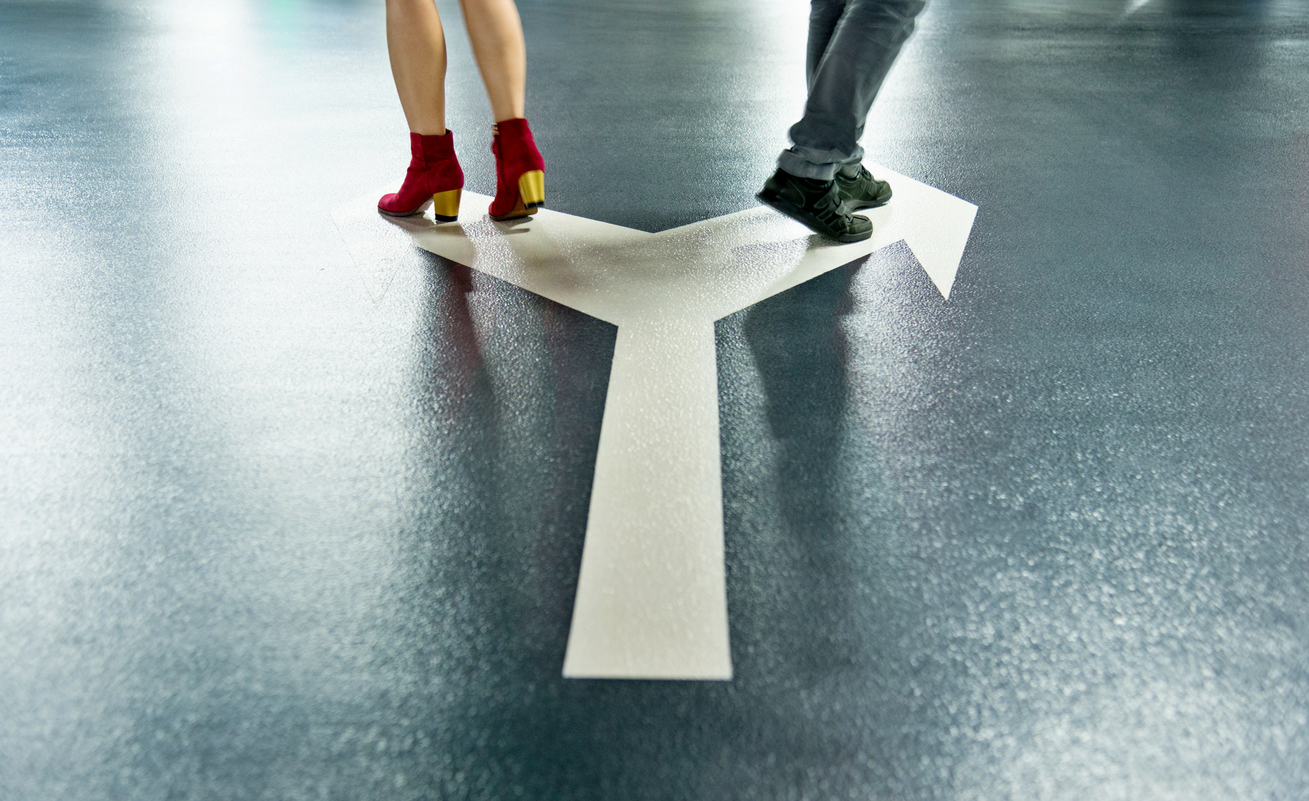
top-left (2, 0), bottom-right (1308, 799)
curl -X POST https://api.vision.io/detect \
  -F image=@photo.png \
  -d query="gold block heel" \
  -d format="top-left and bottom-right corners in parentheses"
top-left (431, 188), bottom-right (462, 222)
top-left (517, 170), bottom-right (545, 208)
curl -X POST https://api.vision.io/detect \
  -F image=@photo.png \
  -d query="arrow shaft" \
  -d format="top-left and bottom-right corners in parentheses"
top-left (562, 319), bottom-right (732, 680)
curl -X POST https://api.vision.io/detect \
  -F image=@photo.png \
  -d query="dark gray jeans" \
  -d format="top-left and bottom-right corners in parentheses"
top-left (777, 0), bottom-right (928, 181)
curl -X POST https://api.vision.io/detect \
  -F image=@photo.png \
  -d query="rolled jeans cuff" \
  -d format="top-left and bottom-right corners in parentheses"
top-left (777, 144), bottom-right (864, 181)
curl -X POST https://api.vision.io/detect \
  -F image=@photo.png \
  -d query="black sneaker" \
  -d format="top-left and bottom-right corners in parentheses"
top-left (756, 169), bottom-right (873, 243)
top-left (834, 165), bottom-right (892, 210)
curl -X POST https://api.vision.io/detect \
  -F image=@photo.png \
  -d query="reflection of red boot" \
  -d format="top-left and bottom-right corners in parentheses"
top-left (488, 118), bottom-right (545, 221)
top-left (378, 131), bottom-right (464, 221)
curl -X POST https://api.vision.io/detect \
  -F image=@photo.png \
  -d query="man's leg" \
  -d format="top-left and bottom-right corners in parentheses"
top-left (759, 0), bottom-right (926, 241)
top-left (804, 0), bottom-right (848, 92)
top-left (780, 0), bottom-right (927, 181)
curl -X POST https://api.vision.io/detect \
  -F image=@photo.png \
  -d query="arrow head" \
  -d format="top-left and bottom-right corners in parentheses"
top-left (870, 167), bottom-right (978, 299)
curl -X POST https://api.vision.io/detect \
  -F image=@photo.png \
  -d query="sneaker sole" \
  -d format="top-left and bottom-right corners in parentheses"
top-left (756, 188), bottom-right (872, 243)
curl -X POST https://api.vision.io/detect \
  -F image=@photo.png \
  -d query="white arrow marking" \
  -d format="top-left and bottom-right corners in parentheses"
top-left (333, 167), bottom-right (977, 680)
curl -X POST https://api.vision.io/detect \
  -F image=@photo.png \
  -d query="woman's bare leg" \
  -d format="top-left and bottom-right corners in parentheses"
top-left (458, 0), bottom-right (527, 122)
top-left (386, 0), bottom-right (448, 134)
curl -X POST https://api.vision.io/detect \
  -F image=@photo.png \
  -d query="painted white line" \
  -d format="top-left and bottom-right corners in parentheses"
top-left (565, 318), bottom-right (729, 679)
top-left (333, 169), bottom-right (977, 680)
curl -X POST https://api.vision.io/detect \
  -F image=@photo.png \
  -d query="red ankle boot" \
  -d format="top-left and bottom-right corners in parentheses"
top-left (378, 131), bottom-right (464, 221)
top-left (488, 118), bottom-right (545, 221)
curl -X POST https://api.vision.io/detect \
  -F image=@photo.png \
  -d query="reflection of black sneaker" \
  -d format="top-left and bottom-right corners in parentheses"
top-left (756, 168), bottom-right (873, 243)
top-left (835, 166), bottom-right (892, 210)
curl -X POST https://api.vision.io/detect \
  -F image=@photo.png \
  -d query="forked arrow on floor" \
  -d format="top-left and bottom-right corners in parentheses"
top-left (333, 167), bottom-right (977, 680)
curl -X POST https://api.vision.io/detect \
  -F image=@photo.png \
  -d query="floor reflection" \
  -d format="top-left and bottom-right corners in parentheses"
top-left (741, 262), bottom-right (863, 668)
top-left (358, 251), bottom-right (616, 792)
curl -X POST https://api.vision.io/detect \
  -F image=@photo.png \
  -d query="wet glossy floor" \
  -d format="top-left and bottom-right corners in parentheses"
top-left (3, 0), bottom-right (1308, 798)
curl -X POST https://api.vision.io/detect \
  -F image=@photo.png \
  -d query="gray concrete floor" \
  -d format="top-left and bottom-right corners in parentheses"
top-left (2, 0), bottom-right (1308, 798)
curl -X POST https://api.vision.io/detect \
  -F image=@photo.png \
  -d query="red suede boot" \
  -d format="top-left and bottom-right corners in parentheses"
top-left (378, 131), bottom-right (464, 221)
top-left (488, 118), bottom-right (545, 221)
